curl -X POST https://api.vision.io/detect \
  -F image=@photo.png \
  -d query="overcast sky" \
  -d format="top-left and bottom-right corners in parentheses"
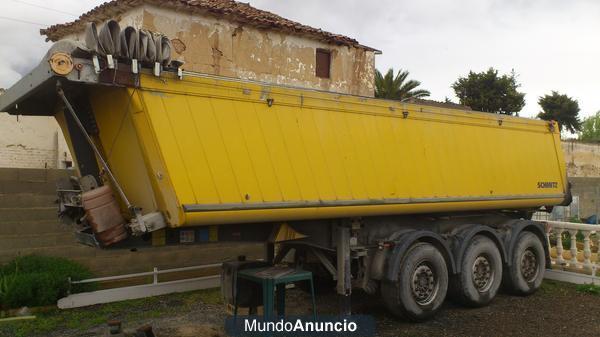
top-left (1, 0), bottom-right (599, 118)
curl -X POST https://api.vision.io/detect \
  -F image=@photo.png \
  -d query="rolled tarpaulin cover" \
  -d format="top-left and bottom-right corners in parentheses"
top-left (120, 26), bottom-right (139, 59)
top-left (98, 19), bottom-right (121, 57)
top-left (155, 34), bottom-right (172, 66)
top-left (138, 29), bottom-right (158, 63)
top-left (83, 20), bottom-right (179, 68)
top-left (84, 22), bottom-right (104, 56)
top-left (145, 30), bottom-right (157, 63)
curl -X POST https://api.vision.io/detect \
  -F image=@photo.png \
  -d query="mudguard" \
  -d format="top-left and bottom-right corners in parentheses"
top-left (449, 224), bottom-right (507, 274)
top-left (384, 230), bottom-right (456, 281)
top-left (501, 220), bottom-right (551, 268)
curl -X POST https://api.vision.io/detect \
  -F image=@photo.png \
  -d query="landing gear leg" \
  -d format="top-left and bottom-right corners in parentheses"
top-left (265, 242), bottom-right (275, 265)
top-left (336, 225), bottom-right (352, 315)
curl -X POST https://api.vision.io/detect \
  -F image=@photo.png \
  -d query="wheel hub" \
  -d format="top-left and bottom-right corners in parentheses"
top-left (472, 255), bottom-right (494, 292)
top-left (411, 263), bottom-right (438, 305)
top-left (520, 249), bottom-right (538, 282)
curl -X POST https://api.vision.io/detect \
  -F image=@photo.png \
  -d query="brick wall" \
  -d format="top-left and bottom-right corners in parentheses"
top-left (0, 113), bottom-right (72, 169)
top-left (0, 146), bottom-right (58, 169)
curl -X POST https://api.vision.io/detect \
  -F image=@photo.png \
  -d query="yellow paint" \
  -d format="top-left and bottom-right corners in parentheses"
top-left (88, 87), bottom-right (158, 214)
top-left (209, 225), bottom-right (218, 242)
top-left (272, 223), bottom-right (308, 243)
top-left (77, 71), bottom-right (567, 228)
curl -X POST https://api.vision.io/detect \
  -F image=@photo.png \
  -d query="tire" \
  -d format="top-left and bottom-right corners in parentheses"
top-left (382, 242), bottom-right (449, 321)
top-left (450, 235), bottom-right (502, 307)
top-left (504, 231), bottom-right (545, 295)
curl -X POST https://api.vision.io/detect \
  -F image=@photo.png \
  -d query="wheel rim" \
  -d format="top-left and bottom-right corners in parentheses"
top-left (520, 248), bottom-right (539, 282)
top-left (471, 255), bottom-right (494, 293)
top-left (411, 262), bottom-right (439, 306)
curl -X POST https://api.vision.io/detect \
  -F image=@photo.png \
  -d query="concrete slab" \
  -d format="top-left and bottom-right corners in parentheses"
top-left (16, 169), bottom-right (48, 183)
top-left (0, 168), bottom-right (71, 182)
top-left (0, 219), bottom-right (68, 235)
top-left (0, 207), bottom-right (57, 221)
top-left (0, 168), bottom-right (19, 182)
top-left (0, 180), bottom-right (58, 195)
top-left (0, 244), bottom-right (98, 264)
top-left (0, 232), bottom-right (75, 250)
top-left (0, 193), bottom-right (57, 208)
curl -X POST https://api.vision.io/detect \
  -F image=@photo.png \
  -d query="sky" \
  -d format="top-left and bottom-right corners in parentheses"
top-left (1, 0), bottom-right (599, 119)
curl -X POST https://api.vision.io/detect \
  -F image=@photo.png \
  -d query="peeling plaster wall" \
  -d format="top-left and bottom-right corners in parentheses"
top-left (562, 140), bottom-right (600, 177)
top-left (559, 140), bottom-right (600, 218)
top-left (143, 5), bottom-right (375, 96)
top-left (67, 5), bottom-right (375, 96)
top-left (0, 113), bottom-right (73, 169)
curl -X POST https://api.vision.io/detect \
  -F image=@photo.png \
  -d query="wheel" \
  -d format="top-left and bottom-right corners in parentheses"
top-left (450, 235), bottom-right (502, 307)
top-left (504, 231), bottom-right (545, 295)
top-left (381, 242), bottom-right (449, 321)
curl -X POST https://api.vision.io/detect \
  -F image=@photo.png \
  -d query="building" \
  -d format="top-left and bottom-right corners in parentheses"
top-left (0, 113), bottom-right (72, 169)
top-left (41, 0), bottom-right (380, 97)
top-left (0, 91), bottom-right (72, 169)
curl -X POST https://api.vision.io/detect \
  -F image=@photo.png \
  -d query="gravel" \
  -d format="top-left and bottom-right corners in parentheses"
top-left (45, 280), bottom-right (600, 337)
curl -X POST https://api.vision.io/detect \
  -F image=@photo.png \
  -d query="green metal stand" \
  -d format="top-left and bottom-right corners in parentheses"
top-left (233, 267), bottom-right (317, 320)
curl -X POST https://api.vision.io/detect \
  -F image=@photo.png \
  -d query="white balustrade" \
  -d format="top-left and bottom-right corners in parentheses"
top-left (544, 221), bottom-right (599, 278)
top-left (583, 230), bottom-right (592, 268)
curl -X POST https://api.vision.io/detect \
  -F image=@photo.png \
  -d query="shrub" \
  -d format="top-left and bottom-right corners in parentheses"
top-left (0, 255), bottom-right (95, 309)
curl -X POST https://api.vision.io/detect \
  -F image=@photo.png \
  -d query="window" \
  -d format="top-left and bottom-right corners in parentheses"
top-left (315, 49), bottom-right (331, 79)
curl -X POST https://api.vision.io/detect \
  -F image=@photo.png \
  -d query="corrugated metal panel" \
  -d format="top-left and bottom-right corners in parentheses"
top-left (105, 72), bottom-right (567, 226)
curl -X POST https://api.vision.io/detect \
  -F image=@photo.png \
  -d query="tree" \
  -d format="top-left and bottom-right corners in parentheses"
top-left (452, 68), bottom-right (525, 115)
top-left (537, 91), bottom-right (582, 133)
top-left (374, 68), bottom-right (430, 101)
top-left (579, 111), bottom-right (600, 141)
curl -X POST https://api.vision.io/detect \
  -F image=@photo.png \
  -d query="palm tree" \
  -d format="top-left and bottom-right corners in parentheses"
top-left (374, 68), bottom-right (430, 101)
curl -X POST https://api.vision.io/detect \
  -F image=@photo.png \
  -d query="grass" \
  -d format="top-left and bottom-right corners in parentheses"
top-left (537, 280), bottom-right (600, 297)
top-left (576, 283), bottom-right (600, 295)
top-left (0, 288), bottom-right (222, 337)
top-left (538, 279), bottom-right (577, 296)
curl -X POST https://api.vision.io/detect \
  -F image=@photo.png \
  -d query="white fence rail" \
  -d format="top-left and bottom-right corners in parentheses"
top-left (543, 220), bottom-right (599, 284)
top-left (58, 263), bottom-right (222, 309)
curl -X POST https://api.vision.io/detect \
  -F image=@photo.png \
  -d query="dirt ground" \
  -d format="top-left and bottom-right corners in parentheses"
top-left (2, 280), bottom-right (599, 337)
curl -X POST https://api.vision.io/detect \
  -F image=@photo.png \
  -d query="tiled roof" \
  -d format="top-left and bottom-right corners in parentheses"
top-left (40, 0), bottom-right (378, 51)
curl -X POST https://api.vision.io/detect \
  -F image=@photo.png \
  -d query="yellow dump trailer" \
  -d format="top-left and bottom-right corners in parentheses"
top-left (80, 72), bottom-right (568, 229)
top-left (0, 34), bottom-right (570, 320)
